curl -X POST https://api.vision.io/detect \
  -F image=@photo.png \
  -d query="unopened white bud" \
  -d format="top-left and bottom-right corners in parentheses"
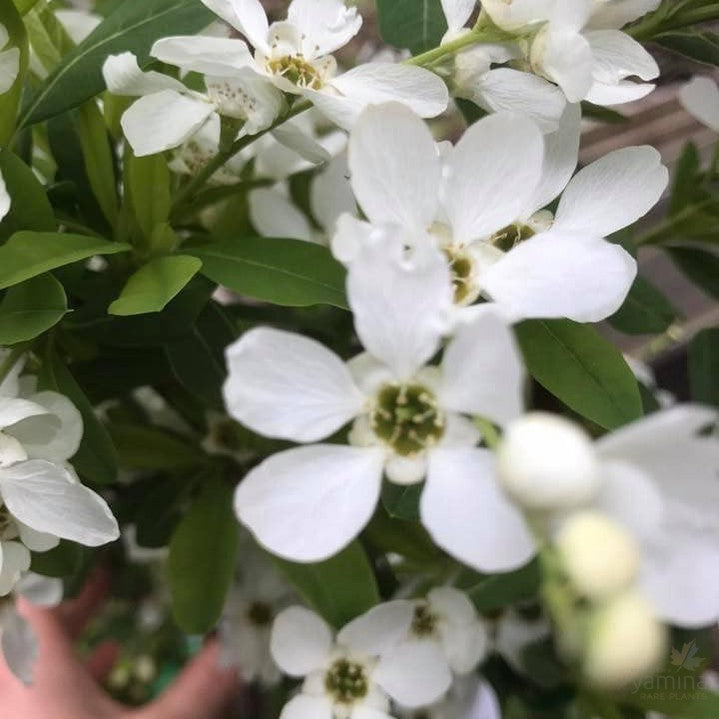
top-left (556, 512), bottom-right (640, 600)
top-left (584, 592), bottom-right (666, 689)
top-left (497, 413), bottom-right (601, 510)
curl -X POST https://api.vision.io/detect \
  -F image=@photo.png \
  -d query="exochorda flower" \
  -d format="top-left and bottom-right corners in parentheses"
top-left (270, 603), bottom-right (451, 717)
top-left (679, 75), bottom-right (719, 133)
top-left (0, 170), bottom-right (9, 223)
top-left (398, 676), bottom-right (501, 719)
top-left (481, 0), bottom-right (660, 105)
top-left (498, 407), bottom-right (719, 628)
top-left (334, 103), bottom-right (667, 324)
top-left (224, 235), bottom-right (535, 570)
top-left (0, 23), bottom-right (20, 95)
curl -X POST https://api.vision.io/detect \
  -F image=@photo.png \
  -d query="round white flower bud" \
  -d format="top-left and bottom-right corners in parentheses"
top-left (556, 512), bottom-right (640, 600)
top-left (584, 592), bottom-right (666, 689)
top-left (497, 413), bottom-right (602, 510)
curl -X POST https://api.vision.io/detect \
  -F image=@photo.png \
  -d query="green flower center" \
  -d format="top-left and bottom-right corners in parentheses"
top-left (411, 604), bottom-right (439, 638)
top-left (491, 222), bottom-right (536, 252)
top-left (267, 55), bottom-right (323, 89)
top-left (246, 601), bottom-right (273, 626)
top-left (325, 659), bottom-right (369, 704)
top-left (370, 384), bottom-right (445, 457)
top-left (443, 248), bottom-right (476, 305)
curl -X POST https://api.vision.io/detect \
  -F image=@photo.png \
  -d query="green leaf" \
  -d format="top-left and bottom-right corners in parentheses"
top-left (109, 255), bottom-right (202, 316)
top-left (0, 232), bottom-right (130, 290)
top-left (667, 246), bottom-right (719, 299)
top-left (125, 150), bottom-right (172, 243)
top-left (689, 328), bottom-right (719, 407)
top-left (365, 511), bottom-right (441, 564)
top-left (376, 0), bottom-right (448, 54)
top-left (30, 540), bottom-right (83, 578)
top-left (0, 273), bottom-right (67, 344)
top-left (75, 101), bottom-right (118, 225)
top-left (0, 149), bottom-right (55, 239)
top-left (19, 0), bottom-right (214, 127)
top-left (382, 481), bottom-right (423, 521)
top-left (188, 237), bottom-right (347, 309)
top-left (609, 275), bottom-right (679, 335)
top-left (168, 477), bottom-right (238, 634)
top-left (12, 0), bottom-right (41, 14)
top-left (516, 319), bottom-right (643, 429)
top-left (38, 344), bottom-right (118, 485)
top-left (580, 102), bottom-right (627, 124)
top-left (465, 561), bottom-right (541, 612)
top-left (657, 30), bottom-right (719, 65)
top-left (272, 542), bottom-right (380, 628)
top-left (670, 143), bottom-right (701, 216)
top-left (626, 688), bottom-right (719, 719)
top-left (0, 0), bottom-right (28, 144)
top-left (107, 423), bottom-right (201, 470)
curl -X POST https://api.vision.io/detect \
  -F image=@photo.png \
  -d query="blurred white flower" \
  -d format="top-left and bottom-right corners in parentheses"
top-left (0, 23), bottom-right (20, 95)
top-left (398, 676), bottom-right (501, 719)
top-left (679, 75), bottom-right (719, 133)
top-left (225, 241), bottom-right (533, 568)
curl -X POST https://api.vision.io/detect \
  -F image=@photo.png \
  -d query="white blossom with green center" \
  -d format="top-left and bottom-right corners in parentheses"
top-left (332, 102), bottom-right (668, 324)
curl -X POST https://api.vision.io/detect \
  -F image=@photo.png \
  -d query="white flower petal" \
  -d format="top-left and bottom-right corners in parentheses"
top-left (442, 112), bottom-right (544, 246)
top-left (428, 586), bottom-right (477, 625)
top-left (347, 102), bottom-right (440, 231)
top-left (420, 448), bottom-right (536, 572)
top-left (586, 30), bottom-right (659, 85)
top-left (271, 123), bottom-right (330, 166)
top-left (0, 47), bottom-right (20, 95)
top-left (536, 27), bottom-right (594, 103)
top-left (337, 601), bottom-right (414, 656)
top-left (17, 522), bottom-right (60, 553)
top-left (679, 76), bottom-right (719, 133)
top-left (482, 232), bottom-right (637, 322)
top-left (55, 9), bottom-right (102, 44)
top-left (234, 445), bottom-right (384, 562)
top-left (223, 328), bottom-right (364, 442)
top-left (1, 607), bottom-right (37, 686)
top-left (249, 188), bottom-right (314, 242)
top-left (467, 681), bottom-right (502, 719)
top-left (439, 619), bottom-right (488, 674)
top-left (439, 307), bottom-right (524, 426)
top-left (270, 606), bottom-right (333, 676)
top-left (287, 0), bottom-right (363, 57)
top-left (347, 238), bottom-right (452, 381)
top-left (0, 460), bottom-right (119, 547)
top-left (555, 145), bottom-right (668, 237)
top-left (481, 0), bottom-right (554, 30)
top-left (441, 0), bottom-right (475, 33)
top-left (102, 52), bottom-right (187, 97)
top-left (0, 542), bottom-right (30, 596)
top-left (7, 391), bottom-right (83, 463)
top-left (0, 169), bottom-right (10, 223)
top-left (121, 90), bottom-right (215, 156)
top-left (311, 153), bottom-right (356, 235)
top-left (214, 0), bottom-right (269, 51)
top-left (16, 573), bottom-right (63, 607)
top-left (468, 67), bottom-right (566, 134)
top-left (585, 79), bottom-right (655, 106)
top-left (525, 102), bottom-right (581, 214)
top-left (374, 640), bottom-right (452, 708)
top-left (588, 0), bottom-right (661, 29)
top-left (352, 708), bottom-right (394, 719)
top-left (0, 398), bottom-right (49, 430)
top-left (280, 694), bottom-right (333, 719)
top-left (151, 36), bottom-right (254, 76)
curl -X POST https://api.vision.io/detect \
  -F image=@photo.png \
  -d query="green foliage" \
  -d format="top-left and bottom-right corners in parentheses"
top-left (516, 319), bottom-right (644, 430)
top-left (463, 561), bottom-right (541, 612)
top-left (19, 0), bottom-right (214, 127)
top-left (0, 0), bottom-right (28, 144)
top-left (109, 256), bottom-right (202, 316)
top-left (273, 542), bottom-right (380, 628)
top-left (168, 477), bottom-right (238, 634)
top-left (376, 0), bottom-right (448, 54)
top-left (30, 540), bottom-right (84, 578)
top-left (0, 273), bottom-right (67, 344)
top-left (689, 328), bottom-right (719, 407)
top-left (667, 246), bottom-right (719, 299)
top-left (0, 232), bottom-right (130, 289)
top-left (188, 237), bottom-right (348, 308)
top-left (609, 275), bottom-right (679, 335)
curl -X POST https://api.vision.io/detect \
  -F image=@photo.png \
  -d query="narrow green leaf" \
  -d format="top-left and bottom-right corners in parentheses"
top-left (169, 477), bottom-right (238, 634)
top-left (107, 423), bottom-right (201, 470)
top-left (465, 561), bottom-right (541, 612)
top-left (0, 232), bottom-right (130, 290)
top-left (689, 328), bottom-right (719, 407)
top-left (38, 344), bottom-right (118, 485)
top-left (0, 0), bottom-right (28, 144)
top-left (581, 102), bottom-right (628, 124)
top-left (0, 273), bottom-right (67, 344)
top-left (516, 319), bottom-right (643, 429)
top-left (609, 275), bottom-right (679, 335)
top-left (109, 255), bottom-right (202, 316)
top-left (30, 540), bottom-right (83, 578)
top-left (670, 142), bottom-right (701, 216)
top-left (657, 30), bottom-right (719, 65)
top-left (188, 237), bottom-right (347, 309)
top-left (20, 0), bottom-right (214, 126)
top-left (273, 542), bottom-right (380, 628)
top-left (376, 0), bottom-right (448, 54)
top-left (668, 246), bottom-right (719, 299)
top-left (125, 150), bottom-right (171, 242)
top-left (382, 481), bottom-right (423, 521)
top-left (0, 149), bottom-right (55, 239)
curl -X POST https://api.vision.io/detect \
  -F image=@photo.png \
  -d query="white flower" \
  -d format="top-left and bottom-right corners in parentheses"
top-left (55, 8), bottom-right (102, 44)
top-left (220, 538), bottom-right (293, 687)
top-left (398, 676), bottom-right (501, 719)
top-left (482, 0), bottom-right (660, 105)
top-left (270, 603), bottom-right (449, 717)
top-left (157, 0), bottom-right (449, 131)
top-left (225, 238), bottom-right (534, 570)
top-left (0, 23), bottom-right (20, 95)
top-left (340, 588), bottom-right (488, 708)
top-left (336, 102), bottom-right (666, 324)
top-left (0, 170), bottom-right (9, 223)
top-left (103, 51), bottom-right (284, 157)
top-left (679, 75), bottom-right (719, 133)
top-left (490, 605), bottom-right (551, 674)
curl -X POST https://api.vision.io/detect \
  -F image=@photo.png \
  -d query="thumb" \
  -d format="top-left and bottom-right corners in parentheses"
top-left (135, 640), bottom-right (240, 719)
